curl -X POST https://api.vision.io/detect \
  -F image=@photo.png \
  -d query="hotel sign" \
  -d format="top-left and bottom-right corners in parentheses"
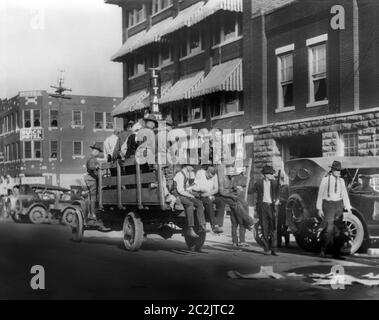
top-left (20, 128), bottom-right (44, 141)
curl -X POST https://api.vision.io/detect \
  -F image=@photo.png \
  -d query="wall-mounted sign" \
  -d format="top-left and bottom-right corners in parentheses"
top-left (20, 128), bottom-right (44, 141)
top-left (149, 68), bottom-right (161, 116)
top-left (19, 91), bottom-right (43, 97)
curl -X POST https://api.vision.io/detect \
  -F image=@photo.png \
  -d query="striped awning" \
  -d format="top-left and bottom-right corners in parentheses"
top-left (111, 89), bottom-right (149, 117)
top-left (111, 17), bottom-right (173, 61)
top-left (111, 1), bottom-right (242, 61)
top-left (160, 71), bottom-right (204, 104)
top-left (188, 0), bottom-right (243, 26)
top-left (162, 1), bottom-right (205, 36)
top-left (192, 58), bottom-right (242, 98)
top-left (112, 82), bottom-right (173, 116)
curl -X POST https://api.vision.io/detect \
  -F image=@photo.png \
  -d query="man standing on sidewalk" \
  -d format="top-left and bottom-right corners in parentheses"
top-left (250, 165), bottom-right (278, 256)
top-left (316, 160), bottom-right (352, 260)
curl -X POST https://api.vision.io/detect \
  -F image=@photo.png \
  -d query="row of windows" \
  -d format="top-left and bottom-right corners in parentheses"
top-left (276, 35), bottom-right (328, 110)
top-left (127, 0), bottom-right (173, 28)
top-left (160, 92), bottom-right (243, 124)
top-left (0, 110), bottom-right (115, 131)
top-left (3, 141), bottom-right (105, 161)
top-left (128, 14), bottom-right (242, 78)
top-left (0, 112), bottom-right (19, 134)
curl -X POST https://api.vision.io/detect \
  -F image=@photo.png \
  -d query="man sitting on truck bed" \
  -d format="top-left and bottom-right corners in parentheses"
top-left (172, 165), bottom-right (206, 239)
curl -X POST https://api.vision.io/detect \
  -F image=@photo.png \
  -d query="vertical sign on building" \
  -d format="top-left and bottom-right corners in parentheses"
top-left (149, 68), bottom-right (161, 118)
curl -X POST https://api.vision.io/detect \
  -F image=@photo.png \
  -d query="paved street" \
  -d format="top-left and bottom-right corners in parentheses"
top-left (1, 217), bottom-right (379, 300)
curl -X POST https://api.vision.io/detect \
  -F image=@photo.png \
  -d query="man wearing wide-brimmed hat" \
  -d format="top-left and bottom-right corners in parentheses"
top-left (316, 160), bottom-right (352, 260)
top-left (250, 164), bottom-right (278, 256)
top-left (84, 142), bottom-right (109, 231)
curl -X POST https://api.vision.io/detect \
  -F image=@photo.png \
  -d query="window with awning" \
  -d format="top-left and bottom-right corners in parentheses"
top-left (191, 58), bottom-right (242, 98)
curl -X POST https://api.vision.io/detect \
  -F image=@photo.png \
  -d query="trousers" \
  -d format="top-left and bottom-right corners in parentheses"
top-left (258, 202), bottom-right (277, 252)
top-left (178, 196), bottom-right (206, 228)
top-left (200, 197), bottom-right (216, 228)
top-left (320, 200), bottom-right (344, 253)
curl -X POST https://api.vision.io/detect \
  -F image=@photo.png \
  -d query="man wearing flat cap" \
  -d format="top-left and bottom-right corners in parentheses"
top-left (84, 142), bottom-right (109, 231)
top-left (316, 160), bottom-right (352, 260)
top-left (250, 165), bottom-right (278, 256)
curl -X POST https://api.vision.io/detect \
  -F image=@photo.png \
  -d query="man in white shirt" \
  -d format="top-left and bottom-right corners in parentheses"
top-left (190, 166), bottom-right (220, 233)
top-left (104, 129), bottom-right (120, 162)
top-left (172, 165), bottom-right (206, 239)
top-left (316, 160), bottom-right (352, 260)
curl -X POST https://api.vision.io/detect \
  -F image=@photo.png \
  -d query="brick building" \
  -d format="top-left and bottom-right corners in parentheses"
top-left (107, 0), bottom-right (251, 137)
top-left (107, 0), bottom-right (379, 183)
top-left (244, 0), bottom-right (379, 180)
top-left (0, 91), bottom-right (122, 187)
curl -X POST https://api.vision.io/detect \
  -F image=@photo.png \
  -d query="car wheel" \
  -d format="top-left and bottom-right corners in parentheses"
top-left (294, 219), bottom-right (322, 252)
top-left (342, 214), bottom-right (365, 255)
top-left (28, 206), bottom-right (47, 224)
top-left (123, 212), bottom-right (144, 251)
top-left (61, 207), bottom-right (77, 226)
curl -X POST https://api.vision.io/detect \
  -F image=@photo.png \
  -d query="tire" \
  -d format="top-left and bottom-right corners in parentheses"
top-left (28, 206), bottom-right (47, 224)
top-left (123, 212), bottom-right (144, 251)
top-left (253, 223), bottom-right (265, 248)
top-left (61, 207), bottom-right (78, 226)
top-left (184, 227), bottom-right (206, 252)
top-left (342, 214), bottom-right (365, 255)
top-left (71, 209), bottom-right (84, 242)
top-left (294, 219), bottom-right (322, 252)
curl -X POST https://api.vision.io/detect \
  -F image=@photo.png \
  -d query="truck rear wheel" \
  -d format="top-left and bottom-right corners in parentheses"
top-left (123, 212), bottom-right (144, 251)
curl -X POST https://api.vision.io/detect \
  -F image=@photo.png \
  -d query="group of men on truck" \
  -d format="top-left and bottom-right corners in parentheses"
top-left (84, 111), bottom-right (366, 258)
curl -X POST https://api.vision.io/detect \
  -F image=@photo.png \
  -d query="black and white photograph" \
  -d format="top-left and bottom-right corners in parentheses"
top-left (1, 0), bottom-right (379, 305)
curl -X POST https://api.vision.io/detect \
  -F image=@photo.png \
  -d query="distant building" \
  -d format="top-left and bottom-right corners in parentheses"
top-left (0, 90), bottom-right (122, 187)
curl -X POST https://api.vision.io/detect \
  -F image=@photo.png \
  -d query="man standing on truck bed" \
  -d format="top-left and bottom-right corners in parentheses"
top-left (84, 143), bottom-right (110, 231)
top-left (316, 160), bottom-right (352, 260)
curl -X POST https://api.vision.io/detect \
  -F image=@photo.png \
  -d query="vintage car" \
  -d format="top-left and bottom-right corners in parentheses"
top-left (285, 157), bottom-right (379, 254)
top-left (6, 184), bottom-right (86, 225)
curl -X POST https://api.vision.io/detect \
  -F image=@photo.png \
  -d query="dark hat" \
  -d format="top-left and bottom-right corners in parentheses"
top-left (90, 142), bottom-right (103, 153)
top-left (144, 113), bottom-right (158, 124)
top-left (127, 120), bottom-right (135, 125)
top-left (329, 160), bottom-right (343, 171)
top-left (262, 165), bottom-right (275, 175)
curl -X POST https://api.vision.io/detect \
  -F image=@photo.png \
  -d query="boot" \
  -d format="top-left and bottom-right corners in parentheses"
top-left (187, 227), bottom-right (199, 239)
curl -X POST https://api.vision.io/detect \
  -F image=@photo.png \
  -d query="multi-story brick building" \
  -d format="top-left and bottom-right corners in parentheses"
top-left (107, 0), bottom-right (249, 135)
top-left (244, 0), bottom-right (379, 180)
top-left (0, 90), bottom-right (122, 187)
top-left (107, 0), bottom-right (379, 184)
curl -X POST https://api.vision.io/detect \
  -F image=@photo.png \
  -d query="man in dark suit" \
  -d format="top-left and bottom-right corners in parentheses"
top-left (250, 165), bottom-right (278, 256)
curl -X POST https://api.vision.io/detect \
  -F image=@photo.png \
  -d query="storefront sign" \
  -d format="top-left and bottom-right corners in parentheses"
top-left (20, 128), bottom-right (44, 141)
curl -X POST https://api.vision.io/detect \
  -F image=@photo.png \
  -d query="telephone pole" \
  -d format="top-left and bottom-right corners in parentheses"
top-left (49, 70), bottom-right (72, 186)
